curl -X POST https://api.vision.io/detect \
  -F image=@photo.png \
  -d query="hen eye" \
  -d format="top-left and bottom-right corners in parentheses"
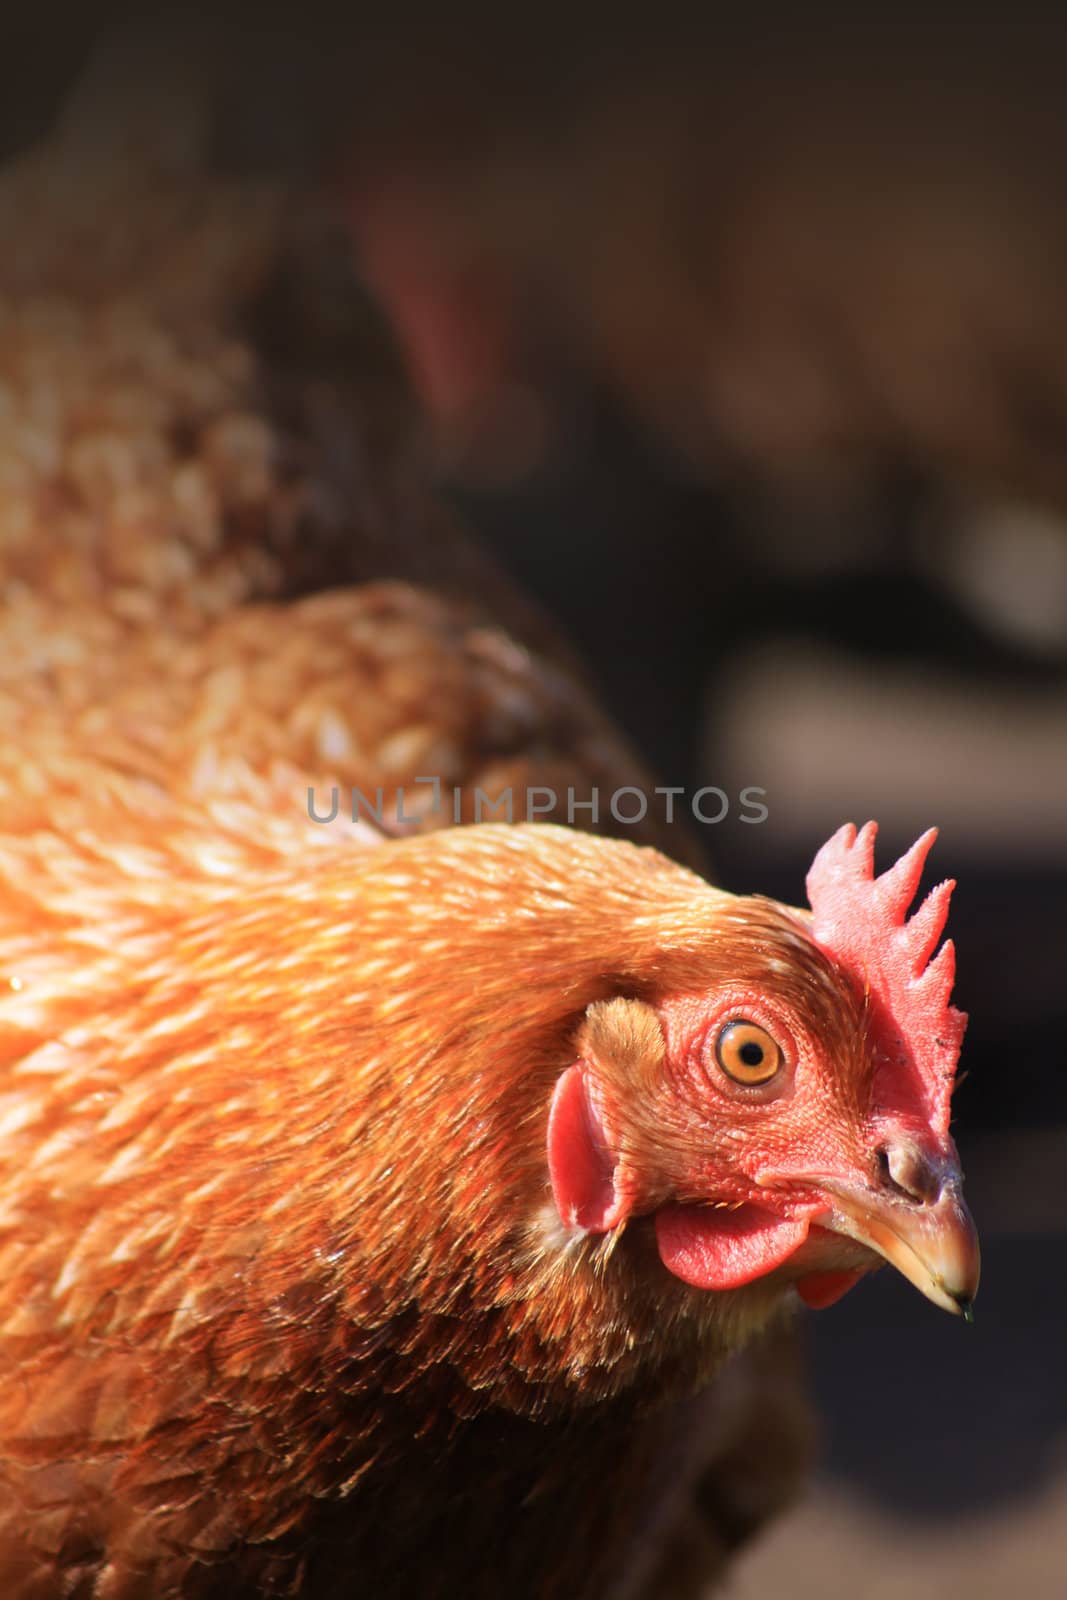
top-left (714, 1019), bottom-right (782, 1086)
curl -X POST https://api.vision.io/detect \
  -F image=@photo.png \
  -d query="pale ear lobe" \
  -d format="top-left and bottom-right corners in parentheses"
top-left (547, 1063), bottom-right (627, 1233)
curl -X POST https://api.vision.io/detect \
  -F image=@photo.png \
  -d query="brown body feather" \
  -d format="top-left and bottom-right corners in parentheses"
top-left (0, 38), bottom-right (810, 1599)
top-left (0, 815), bottom-right (812, 1598)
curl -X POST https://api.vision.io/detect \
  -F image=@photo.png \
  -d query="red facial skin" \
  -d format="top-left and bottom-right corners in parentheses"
top-left (550, 978), bottom-right (882, 1306)
top-left (548, 825), bottom-right (976, 1319)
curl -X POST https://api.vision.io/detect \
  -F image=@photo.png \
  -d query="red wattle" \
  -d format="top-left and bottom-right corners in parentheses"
top-left (655, 1203), bottom-right (810, 1291)
top-left (795, 1270), bottom-right (867, 1309)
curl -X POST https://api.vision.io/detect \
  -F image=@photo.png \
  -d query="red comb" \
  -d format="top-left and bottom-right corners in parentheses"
top-left (806, 822), bottom-right (967, 1139)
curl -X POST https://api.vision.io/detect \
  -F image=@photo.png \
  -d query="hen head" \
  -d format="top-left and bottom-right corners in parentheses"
top-left (548, 821), bottom-right (979, 1319)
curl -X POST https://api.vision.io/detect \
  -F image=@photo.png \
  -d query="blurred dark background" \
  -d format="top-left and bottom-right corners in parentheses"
top-left (1, 13), bottom-right (1065, 1597)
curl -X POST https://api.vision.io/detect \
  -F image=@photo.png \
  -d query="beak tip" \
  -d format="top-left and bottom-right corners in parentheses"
top-left (821, 1172), bottom-right (980, 1320)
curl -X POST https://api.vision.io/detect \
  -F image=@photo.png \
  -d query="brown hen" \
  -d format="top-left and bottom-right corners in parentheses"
top-left (0, 35), bottom-right (978, 1600)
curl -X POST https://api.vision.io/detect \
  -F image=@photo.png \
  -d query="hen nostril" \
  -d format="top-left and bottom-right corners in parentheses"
top-left (877, 1143), bottom-right (943, 1204)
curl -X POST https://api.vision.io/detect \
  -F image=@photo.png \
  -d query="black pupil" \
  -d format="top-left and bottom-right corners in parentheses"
top-left (738, 1039), bottom-right (765, 1067)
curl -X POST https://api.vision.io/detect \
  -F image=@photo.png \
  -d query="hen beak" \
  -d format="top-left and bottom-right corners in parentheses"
top-left (819, 1149), bottom-right (981, 1318)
